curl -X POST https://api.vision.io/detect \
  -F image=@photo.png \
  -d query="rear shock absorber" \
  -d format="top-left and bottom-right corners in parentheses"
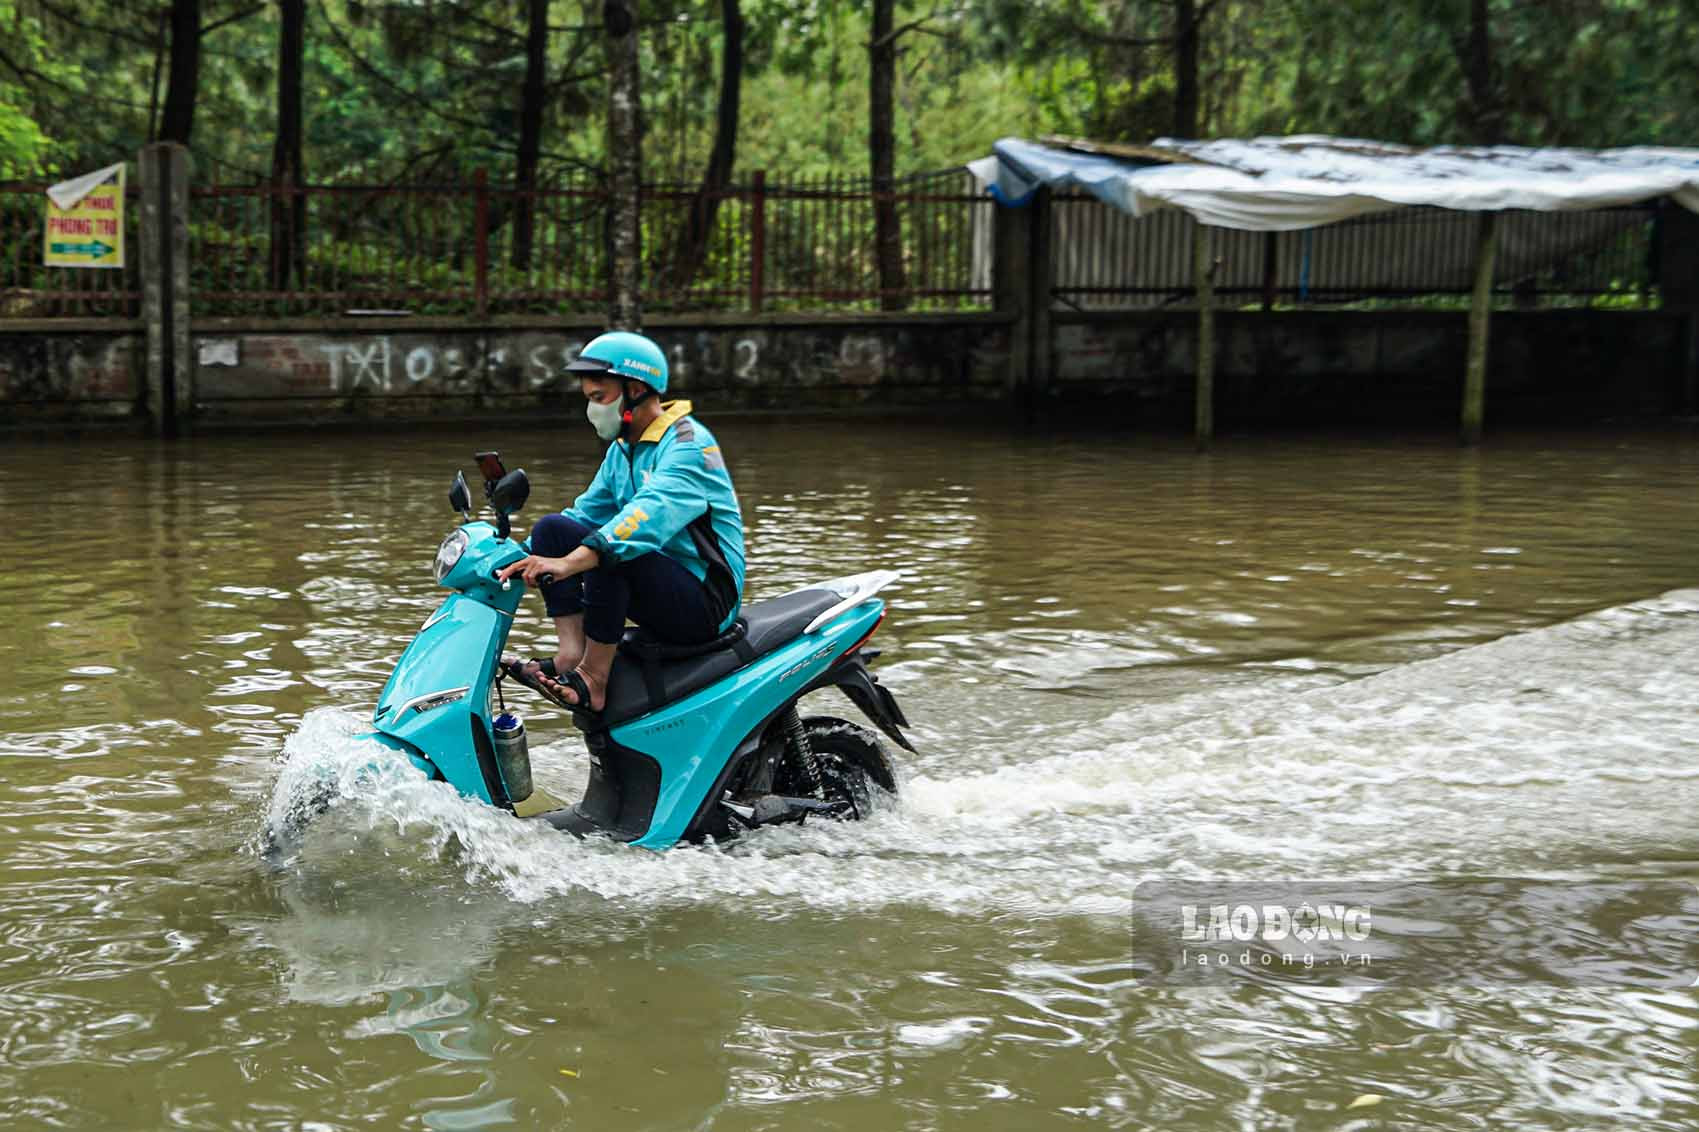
top-left (780, 706), bottom-right (824, 799)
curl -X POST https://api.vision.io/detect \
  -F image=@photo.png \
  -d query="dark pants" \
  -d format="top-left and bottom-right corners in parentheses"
top-left (528, 513), bottom-right (724, 646)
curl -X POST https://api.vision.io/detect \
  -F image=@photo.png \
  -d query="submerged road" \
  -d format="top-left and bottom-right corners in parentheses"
top-left (2, 421), bottom-right (1697, 1129)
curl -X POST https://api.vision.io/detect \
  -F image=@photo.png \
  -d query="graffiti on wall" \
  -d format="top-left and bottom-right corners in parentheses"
top-left (189, 323), bottom-right (1006, 403)
top-left (646, 329), bottom-right (901, 390)
top-left (315, 338), bottom-right (595, 393)
top-left (0, 335), bottom-right (135, 403)
top-left (195, 333), bottom-right (597, 398)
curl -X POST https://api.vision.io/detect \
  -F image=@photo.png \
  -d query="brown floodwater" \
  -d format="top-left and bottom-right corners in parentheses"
top-left (1, 418), bottom-right (1697, 1130)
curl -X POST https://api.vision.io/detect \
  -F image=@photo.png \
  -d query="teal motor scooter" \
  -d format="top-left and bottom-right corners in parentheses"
top-left (284, 452), bottom-right (911, 852)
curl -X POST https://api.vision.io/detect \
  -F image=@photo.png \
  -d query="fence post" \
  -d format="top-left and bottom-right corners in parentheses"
top-left (474, 168), bottom-right (490, 319)
top-left (139, 142), bottom-right (191, 438)
top-left (749, 170), bottom-right (766, 314)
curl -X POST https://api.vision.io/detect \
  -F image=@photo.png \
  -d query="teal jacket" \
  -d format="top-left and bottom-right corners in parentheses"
top-left (564, 400), bottom-right (747, 629)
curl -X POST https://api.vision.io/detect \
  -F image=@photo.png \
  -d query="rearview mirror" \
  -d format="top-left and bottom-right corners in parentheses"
top-left (474, 450), bottom-right (506, 485)
top-left (448, 471), bottom-right (472, 518)
top-left (489, 468), bottom-right (529, 516)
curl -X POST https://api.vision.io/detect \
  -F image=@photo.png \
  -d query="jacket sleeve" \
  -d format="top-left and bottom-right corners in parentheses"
top-left (583, 436), bottom-right (715, 564)
top-left (562, 450), bottom-right (621, 528)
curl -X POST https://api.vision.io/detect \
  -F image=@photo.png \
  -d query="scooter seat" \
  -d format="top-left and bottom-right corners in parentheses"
top-left (599, 587), bottom-right (843, 725)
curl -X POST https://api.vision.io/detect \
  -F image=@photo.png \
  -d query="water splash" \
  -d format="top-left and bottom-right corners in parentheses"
top-left (260, 591), bottom-right (1699, 922)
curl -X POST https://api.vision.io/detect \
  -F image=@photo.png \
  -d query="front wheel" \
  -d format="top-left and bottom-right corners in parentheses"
top-left (774, 716), bottom-right (898, 820)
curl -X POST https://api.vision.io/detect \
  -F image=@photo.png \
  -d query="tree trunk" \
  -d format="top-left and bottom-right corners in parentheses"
top-left (512, 0), bottom-right (548, 270)
top-left (268, 0), bottom-right (306, 291)
top-left (1462, 0), bottom-right (1501, 143)
top-left (1172, 0), bottom-right (1200, 138)
top-left (869, 0), bottom-right (907, 311)
top-left (159, 0), bottom-right (201, 145)
top-left (605, 0), bottom-right (642, 329)
top-left (148, 9), bottom-right (167, 141)
top-left (670, 0), bottom-right (743, 291)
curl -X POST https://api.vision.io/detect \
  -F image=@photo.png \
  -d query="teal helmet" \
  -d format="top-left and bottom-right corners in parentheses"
top-left (567, 330), bottom-right (668, 394)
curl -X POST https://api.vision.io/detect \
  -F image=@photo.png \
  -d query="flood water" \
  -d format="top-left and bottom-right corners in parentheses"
top-left (2, 418), bottom-right (1698, 1130)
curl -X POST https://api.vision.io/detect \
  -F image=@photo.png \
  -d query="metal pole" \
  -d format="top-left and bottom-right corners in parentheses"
top-left (1029, 186), bottom-right (1054, 416)
top-left (1261, 230), bottom-right (1277, 311)
top-left (473, 168), bottom-right (490, 319)
top-left (749, 169), bottom-right (766, 314)
top-left (1194, 220), bottom-right (1215, 449)
top-left (1462, 211), bottom-right (1498, 446)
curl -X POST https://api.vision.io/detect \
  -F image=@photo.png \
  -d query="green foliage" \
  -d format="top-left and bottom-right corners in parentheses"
top-left (1266, 0), bottom-right (1699, 146)
top-left (4, 0), bottom-right (1698, 184)
top-left (0, 0), bottom-right (1692, 316)
top-left (0, 98), bottom-right (52, 176)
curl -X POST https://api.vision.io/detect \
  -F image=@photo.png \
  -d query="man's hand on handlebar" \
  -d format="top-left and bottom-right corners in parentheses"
top-left (497, 554), bottom-right (571, 586)
top-left (497, 545), bottom-right (599, 586)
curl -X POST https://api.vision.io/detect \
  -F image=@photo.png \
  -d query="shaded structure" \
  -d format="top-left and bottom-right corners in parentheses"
top-left (970, 136), bottom-right (1699, 444)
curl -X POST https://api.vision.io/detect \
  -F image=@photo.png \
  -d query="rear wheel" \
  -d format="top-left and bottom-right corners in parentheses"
top-left (773, 716), bottom-right (898, 820)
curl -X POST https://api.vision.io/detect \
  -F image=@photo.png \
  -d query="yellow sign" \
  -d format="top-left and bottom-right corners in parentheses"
top-left (43, 163), bottom-right (125, 269)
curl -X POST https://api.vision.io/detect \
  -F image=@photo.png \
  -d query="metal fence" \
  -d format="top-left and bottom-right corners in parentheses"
top-left (190, 169), bottom-right (605, 317)
top-left (0, 179), bottom-right (143, 318)
top-left (1049, 196), bottom-right (1660, 309)
top-left (641, 170), bottom-right (991, 311)
top-left (186, 167), bottom-right (992, 317)
top-left (0, 166), bottom-right (1666, 320)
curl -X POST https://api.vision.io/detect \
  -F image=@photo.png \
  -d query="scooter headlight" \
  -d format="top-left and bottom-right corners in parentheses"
top-left (432, 529), bottom-right (470, 582)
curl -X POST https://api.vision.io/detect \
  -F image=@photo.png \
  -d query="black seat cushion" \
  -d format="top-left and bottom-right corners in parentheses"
top-left (599, 588), bottom-right (842, 726)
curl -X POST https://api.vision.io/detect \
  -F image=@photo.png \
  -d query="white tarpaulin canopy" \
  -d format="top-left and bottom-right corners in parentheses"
top-left (967, 136), bottom-right (1699, 231)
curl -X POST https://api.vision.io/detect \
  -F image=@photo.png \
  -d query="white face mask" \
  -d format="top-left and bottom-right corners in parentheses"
top-left (585, 395), bottom-right (624, 441)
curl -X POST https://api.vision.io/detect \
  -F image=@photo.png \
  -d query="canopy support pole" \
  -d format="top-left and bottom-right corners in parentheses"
top-left (1194, 220), bottom-right (1216, 449)
top-left (993, 186), bottom-right (1052, 423)
top-left (1655, 199), bottom-right (1699, 415)
top-left (1462, 211), bottom-right (1498, 446)
top-left (1260, 231), bottom-right (1278, 311)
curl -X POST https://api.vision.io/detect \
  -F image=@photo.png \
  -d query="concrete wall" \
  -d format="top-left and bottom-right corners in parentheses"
top-left (1051, 309), bottom-right (1687, 425)
top-left (185, 315), bottom-right (1012, 421)
top-left (0, 308), bottom-right (1687, 430)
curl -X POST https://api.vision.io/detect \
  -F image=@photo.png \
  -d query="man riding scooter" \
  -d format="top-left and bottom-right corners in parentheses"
top-left (497, 330), bottom-right (746, 717)
top-left (266, 331), bottom-right (908, 854)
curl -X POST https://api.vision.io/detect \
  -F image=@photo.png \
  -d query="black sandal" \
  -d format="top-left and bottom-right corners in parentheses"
top-left (500, 656), bottom-right (601, 715)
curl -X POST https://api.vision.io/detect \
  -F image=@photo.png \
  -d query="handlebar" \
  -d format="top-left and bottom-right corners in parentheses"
top-left (496, 570), bottom-right (554, 591)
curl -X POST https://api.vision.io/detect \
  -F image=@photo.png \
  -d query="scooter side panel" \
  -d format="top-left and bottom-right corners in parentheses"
top-left (611, 599), bottom-right (886, 849)
top-left (353, 729), bottom-right (439, 779)
top-left (372, 592), bottom-right (512, 805)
